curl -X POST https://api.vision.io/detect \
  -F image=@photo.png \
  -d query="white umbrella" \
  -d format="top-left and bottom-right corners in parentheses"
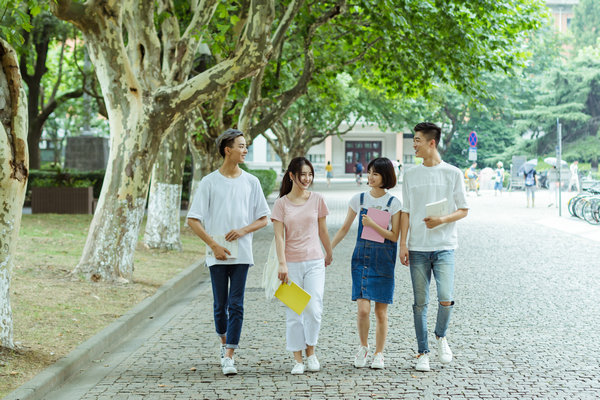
top-left (262, 238), bottom-right (280, 299)
top-left (519, 158), bottom-right (538, 174)
top-left (543, 157), bottom-right (568, 167)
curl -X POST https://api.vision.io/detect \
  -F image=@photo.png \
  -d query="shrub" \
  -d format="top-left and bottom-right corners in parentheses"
top-left (240, 164), bottom-right (277, 197)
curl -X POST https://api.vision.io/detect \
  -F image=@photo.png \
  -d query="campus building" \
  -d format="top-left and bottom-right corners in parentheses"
top-left (246, 122), bottom-right (415, 176)
top-left (546, 0), bottom-right (578, 33)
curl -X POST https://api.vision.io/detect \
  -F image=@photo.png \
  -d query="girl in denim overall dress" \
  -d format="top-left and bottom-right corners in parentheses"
top-left (331, 157), bottom-right (401, 369)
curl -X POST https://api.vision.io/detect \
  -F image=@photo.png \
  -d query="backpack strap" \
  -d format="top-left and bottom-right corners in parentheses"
top-left (360, 192), bottom-right (365, 207)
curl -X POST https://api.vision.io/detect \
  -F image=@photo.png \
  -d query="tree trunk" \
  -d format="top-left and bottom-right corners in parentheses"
top-left (51, 0), bottom-right (274, 282)
top-left (27, 119), bottom-right (43, 169)
top-left (143, 123), bottom-right (188, 251)
top-left (188, 137), bottom-right (205, 207)
top-left (72, 105), bottom-right (165, 282)
top-left (0, 39), bottom-right (29, 349)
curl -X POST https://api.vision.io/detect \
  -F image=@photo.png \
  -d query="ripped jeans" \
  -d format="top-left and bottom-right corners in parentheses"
top-left (409, 250), bottom-right (455, 354)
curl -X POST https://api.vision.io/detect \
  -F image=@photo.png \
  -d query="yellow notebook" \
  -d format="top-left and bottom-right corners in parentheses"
top-left (274, 281), bottom-right (311, 316)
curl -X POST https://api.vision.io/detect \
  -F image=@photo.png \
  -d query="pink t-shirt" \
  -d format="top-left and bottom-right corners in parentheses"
top-left (271, 192), bottom-right (329, 262)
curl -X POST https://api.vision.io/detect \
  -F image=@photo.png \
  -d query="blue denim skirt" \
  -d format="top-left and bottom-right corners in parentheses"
top-left (351, 238), bottom-right (397, 304)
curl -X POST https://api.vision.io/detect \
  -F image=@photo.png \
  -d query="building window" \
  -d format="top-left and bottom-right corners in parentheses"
top-left (309, 154), bottom-right (325, 164)
top-left (403, 154), bottom-right (414, 164)
top-left (246, 143), bottom-right (254, 161)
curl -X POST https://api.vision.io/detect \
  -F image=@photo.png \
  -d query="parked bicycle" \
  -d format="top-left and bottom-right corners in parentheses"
top-left (568, 183), bottom-right (600, 225)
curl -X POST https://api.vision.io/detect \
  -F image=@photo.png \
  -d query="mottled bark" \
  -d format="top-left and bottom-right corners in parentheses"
top-left (0, 39), bottom-right (29, 349)
top-left (50, 0), bottom-right (274, 281)
top-left (143, 121), bottom-right (188, 251)
top-left (188, 136), bottom-right (205, 207)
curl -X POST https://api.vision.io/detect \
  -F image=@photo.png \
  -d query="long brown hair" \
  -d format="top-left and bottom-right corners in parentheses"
top-left (279, 157), bottom-right (315, 198)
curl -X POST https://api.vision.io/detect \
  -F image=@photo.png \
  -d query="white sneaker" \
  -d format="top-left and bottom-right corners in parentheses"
top-left (222, 357), bottom-right (237, 375)
top-left (220, 344), bottom-right (226, 367)
top-left (291, 362), bottom-right (305, 374)
top-left (354, 345), bottom-right (369, 368)
top-left (415, 353), bottom-right (430, 372)
top-left (437, 337), bottom-right (453, 364)
top-left (370, 353), bottom-right (384, 369)
top-left (306, 355), bottom-right (320, 372)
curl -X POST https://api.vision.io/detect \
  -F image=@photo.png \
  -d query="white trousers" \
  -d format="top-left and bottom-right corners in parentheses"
top-left (285, 258), bottom-right (326, 352)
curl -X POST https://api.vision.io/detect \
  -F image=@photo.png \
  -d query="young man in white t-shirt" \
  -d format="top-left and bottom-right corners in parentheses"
top-left (187, 129), bottom-right (270, 375)
top-left (399, 122), bottom-right (469, 372)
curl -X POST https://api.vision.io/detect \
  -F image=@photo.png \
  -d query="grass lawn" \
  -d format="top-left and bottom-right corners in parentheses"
top-left (0, 214), bottom-right (204, 398)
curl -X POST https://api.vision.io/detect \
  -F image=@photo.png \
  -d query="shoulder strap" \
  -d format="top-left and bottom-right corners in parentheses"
top-left (360, 192), bottom-right (364, 206)
top-left (386, 195), bottom-right (395, 208)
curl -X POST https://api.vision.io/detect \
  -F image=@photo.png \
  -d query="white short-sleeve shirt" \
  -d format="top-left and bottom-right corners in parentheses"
top-left (401, 162), bottom-right (468, 251)
top-left (187, 169), bottom-right (270, 266)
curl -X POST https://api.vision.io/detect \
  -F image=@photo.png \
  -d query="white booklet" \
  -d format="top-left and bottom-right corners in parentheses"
top-left (206, 235), bottom-right (238, 259)
top-left (425, 198), bottom-right (448, 230)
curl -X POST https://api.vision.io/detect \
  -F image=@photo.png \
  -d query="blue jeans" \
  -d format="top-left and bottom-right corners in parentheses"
top-left (409, 250), bottom-right (455, 354)
top-left (209, 264), bottom-right (250, 349)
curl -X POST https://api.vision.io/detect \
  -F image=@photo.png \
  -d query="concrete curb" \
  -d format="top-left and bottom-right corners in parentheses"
top-left (4, 259), bottom-right (207, 400)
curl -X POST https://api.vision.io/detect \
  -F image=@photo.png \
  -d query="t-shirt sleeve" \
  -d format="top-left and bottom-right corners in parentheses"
top-left (401, 179), bottom-right (410, 213)
top-left (271, 198), bottom-right (284, 222)
top-left (390, 196), bottom-right (402, 215)
top-left (252, 177), bottom-right (271, 221)
top-left (317, 193), bottom-right (329, 218)
top-left (348, 193), bottom-right (361, 213)
top-left (186, 177), bottom-right (209, 223)
top-left (453, 170), bottom-right (469, 210)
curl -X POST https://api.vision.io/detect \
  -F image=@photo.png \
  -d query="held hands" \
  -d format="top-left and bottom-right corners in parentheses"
top-left (278, 263), bottom-right (289, 284)
top-left (325, 252), bottom-right (333, 267)
top-left (211, 244), bottom-right (231, 260)
top-left (423, 216), bottom-right (443, 229)
top-left (225, 228), bottom-right (246, 241)
top-left (399, 244), bottom-right (409, 266)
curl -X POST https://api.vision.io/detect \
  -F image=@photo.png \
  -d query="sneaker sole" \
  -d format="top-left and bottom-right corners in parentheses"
top-left (415, 366), bottom-right (430, 372)
top-left (223, 369), bottom-right (237, 375)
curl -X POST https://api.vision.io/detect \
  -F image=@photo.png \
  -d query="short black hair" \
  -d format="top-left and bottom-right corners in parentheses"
top-left (367, 157), bottom-right (396, 189)
top-left (414, 122), bottom-right (441, 147)
top-left (217, 128), bottom-right (245, 158)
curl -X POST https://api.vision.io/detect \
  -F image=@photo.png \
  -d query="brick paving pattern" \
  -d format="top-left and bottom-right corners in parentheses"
top-left (47, 185), bottom-right (600, 399)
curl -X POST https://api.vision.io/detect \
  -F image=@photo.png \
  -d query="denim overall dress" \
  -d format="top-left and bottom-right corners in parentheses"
top-left (351, 193), bottom-right (397, 304)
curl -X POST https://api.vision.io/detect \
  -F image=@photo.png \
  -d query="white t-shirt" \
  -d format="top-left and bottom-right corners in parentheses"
top-left (349, 191), bottom-right (402, 230)
top-left (401, 162), bottom-right (468, 251)
top-left (187, 169), bottom-right (270, 266)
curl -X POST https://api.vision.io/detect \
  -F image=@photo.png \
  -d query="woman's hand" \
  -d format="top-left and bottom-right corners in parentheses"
top-left (278, 263), bottom-right (289, 283)
top-left (325, 252), bottom-right (333, 267)
top-left (361, 214), bottom-right (376, 228)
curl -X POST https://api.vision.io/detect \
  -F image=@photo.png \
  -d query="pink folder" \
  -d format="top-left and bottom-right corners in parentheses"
top-left (360, 208), bottom-right (391, 243)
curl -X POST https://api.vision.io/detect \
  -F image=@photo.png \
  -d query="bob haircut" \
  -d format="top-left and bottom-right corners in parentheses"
top-left (367, 157), bottom-right (396, 189)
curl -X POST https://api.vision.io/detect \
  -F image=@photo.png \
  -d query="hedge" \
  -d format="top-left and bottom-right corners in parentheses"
top-left (26, 166), bottom-right (277, 206)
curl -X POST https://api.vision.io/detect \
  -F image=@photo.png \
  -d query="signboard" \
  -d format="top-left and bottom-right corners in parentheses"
top-left (468, 131), bottom-right (478, 148)
top-left (468, 147), bottom-right (477, 161)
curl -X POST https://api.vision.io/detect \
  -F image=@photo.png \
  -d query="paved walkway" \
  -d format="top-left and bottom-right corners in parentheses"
top-left (23, 184), bottom-right (600, 399)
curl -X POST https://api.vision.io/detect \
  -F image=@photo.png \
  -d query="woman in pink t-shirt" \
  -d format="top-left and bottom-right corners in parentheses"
top-left (271, 157), bottom-right (333, 375)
